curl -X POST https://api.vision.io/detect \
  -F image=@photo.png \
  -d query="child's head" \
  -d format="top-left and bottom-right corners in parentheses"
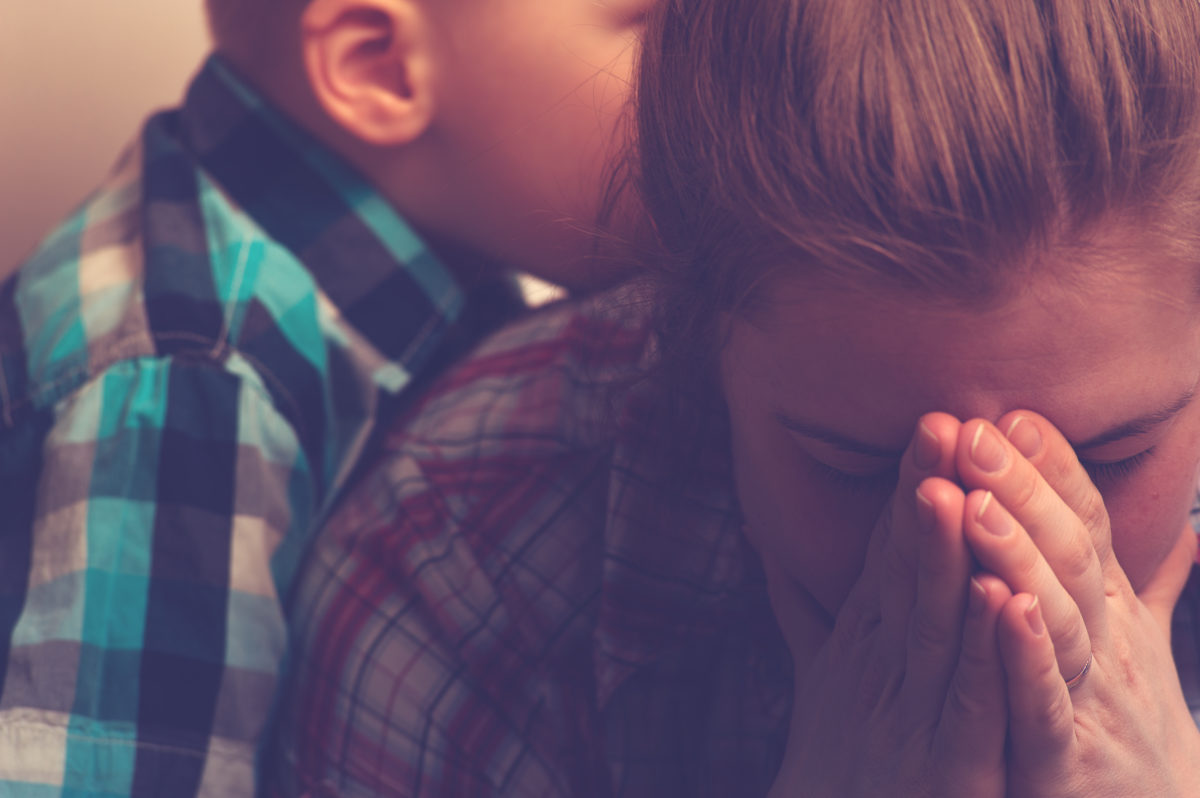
top-left (636, 0), bottom-right (1200, 611)
top-left (205, 0), bottom-right (650, 288)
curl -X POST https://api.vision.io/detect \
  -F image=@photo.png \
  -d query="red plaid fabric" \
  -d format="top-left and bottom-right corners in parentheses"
top-left (268, 289), bottom-right (1200, 796)
top-left (267, 290), bottom-right (791, 797)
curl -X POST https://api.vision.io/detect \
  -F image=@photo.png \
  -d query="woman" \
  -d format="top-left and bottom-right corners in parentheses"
top-left (270, 0), bottom-right (1200, 794)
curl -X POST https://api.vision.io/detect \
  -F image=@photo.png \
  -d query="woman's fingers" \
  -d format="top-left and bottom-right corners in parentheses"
top-left (995, 411), bottom-right (1119, 576)
top-left (956, 418), bottom-right (1108, 647)
top-left (997, 593), bottom-right (1078, 784)
top-left (931, 573), bottom-right (1010, 793)
top-left (961, 487), bottom-right (1093, 682)
top-left (901, 476), bottom-right (970, 719)
top-left (877, 413), bottom-right (962, 661)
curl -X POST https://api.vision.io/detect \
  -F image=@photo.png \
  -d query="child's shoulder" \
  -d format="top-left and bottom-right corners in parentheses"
top-left (0, 132), bottom-right (328, 431)
top-left (0, 143), bottom-right (156, 419)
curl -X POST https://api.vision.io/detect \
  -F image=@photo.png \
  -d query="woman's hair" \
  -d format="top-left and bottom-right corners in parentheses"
top-left (636, 0), bottom-right (1200, 382)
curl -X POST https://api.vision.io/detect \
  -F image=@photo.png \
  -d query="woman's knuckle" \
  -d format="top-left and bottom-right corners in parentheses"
top-left (834, 598), bottom-right (876, 647)
top-left (857, 651), bottom-right (898, 710)
top-left (1024, 691), bottom-right (1060, 731)
top-left (1039, 691), bottom-right (1075, 739)
top-left (957, 635), bottom-right (996, 675)
top-left (908, 609), bottom-right (950, 655)
top-left (945, 671), bottom-right (991, 721)
top-left (1011, 541), bottom-right (1044, 584)
top-left (1021, 666), bottom-right (1075, 734)
top-left (1034, 649), bottom-right (1063, 683)
top-left (882, 542), bottom-right (916, 592)
top-left (1075, 488), bottom-right (1111, 537)
top-left (1059, 616), bottom-right (1091, 659)
top-left (1057, 536), bottom-right (1099, 585)
top-left (1007, 466), bottom-right (1042, 514)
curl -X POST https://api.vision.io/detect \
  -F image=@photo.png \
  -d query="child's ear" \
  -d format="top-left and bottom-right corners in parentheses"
top-left (300, 0), bottom-right (437, 146)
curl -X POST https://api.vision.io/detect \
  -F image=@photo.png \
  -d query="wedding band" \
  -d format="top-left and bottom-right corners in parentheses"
top-left (1065, 652), bottom-right (1093, 690)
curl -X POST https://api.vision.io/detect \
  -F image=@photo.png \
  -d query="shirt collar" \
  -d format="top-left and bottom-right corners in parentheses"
top-left (177, 55), bottom-right (465, 369)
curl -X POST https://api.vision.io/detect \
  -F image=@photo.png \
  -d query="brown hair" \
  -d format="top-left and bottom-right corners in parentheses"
top-left (635, 0), bottom-right (1200, 385)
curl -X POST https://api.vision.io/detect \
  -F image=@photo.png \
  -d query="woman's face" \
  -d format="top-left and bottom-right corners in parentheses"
top-left (720, 255), bottom-right (1200, 618)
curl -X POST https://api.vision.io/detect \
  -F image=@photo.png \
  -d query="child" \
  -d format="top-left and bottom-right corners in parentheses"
top-left (270, 0), bottom-right (1200, 795)
top-left (0, 0), bottom-right (648, 794)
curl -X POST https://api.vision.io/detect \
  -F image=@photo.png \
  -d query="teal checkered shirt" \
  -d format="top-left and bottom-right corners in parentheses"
top-left (0, 55), bottom-right (519, 796)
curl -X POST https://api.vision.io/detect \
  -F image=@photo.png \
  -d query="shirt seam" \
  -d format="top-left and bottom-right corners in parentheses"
top-left (0, 721), bottom-right (254, 762)
top-left (2, 331), bottom-right (306, 446)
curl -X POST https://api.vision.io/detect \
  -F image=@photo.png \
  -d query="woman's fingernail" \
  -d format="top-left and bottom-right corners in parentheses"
top-left (975, 491), bottom-right (1012, 536)
top-left (1005, 416), bottom-right (1042, 459)
top-left (968, 577), bottom-right (988, 617)
top-left (913, 422), bottom-right (940, 470)
top-left (1024, 596), bottom-right (1046, 636)
top-left (970, 425), bottom-right (1009, 473)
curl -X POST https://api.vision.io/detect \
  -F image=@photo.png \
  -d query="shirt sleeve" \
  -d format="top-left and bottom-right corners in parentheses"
top-left (0, 355), bottom-right (314, 797)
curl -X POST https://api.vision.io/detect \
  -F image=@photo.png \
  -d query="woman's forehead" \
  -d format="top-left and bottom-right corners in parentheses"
top-left (728, 262), bottom-right (1200, 445)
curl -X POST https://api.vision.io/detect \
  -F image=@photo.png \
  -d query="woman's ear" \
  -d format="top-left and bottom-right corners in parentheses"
top-left (300, 0), bottom-right (438, 146)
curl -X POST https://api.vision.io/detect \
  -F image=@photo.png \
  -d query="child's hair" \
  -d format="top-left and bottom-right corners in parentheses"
top-left (636, 0), bottom-right (1200, 382)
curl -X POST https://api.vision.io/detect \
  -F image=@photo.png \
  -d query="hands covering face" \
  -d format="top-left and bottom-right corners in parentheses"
top-left (951, 412), bottom-right (1200, 797)
top-left (764, 412), bottom-right (1200, 797)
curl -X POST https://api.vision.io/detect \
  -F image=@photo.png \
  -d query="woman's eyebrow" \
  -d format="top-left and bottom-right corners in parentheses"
top-left (774, 412), bottom-right (904, 458)
top-left (1074, 386), bottom-right (1197, 450)
top-left (777, 386), bottom-right (1197, 459)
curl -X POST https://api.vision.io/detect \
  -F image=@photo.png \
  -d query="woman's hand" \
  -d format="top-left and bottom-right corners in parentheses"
top-left (955, 412), bottom-right (1200, 797)
top-left (764, 413), bottom-right (1010, 797)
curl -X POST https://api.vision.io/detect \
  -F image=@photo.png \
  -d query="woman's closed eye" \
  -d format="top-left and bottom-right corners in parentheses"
top-left (1080, 447), bottom-right (1155, 486)
top-left (806, 456), bottom-right (899, 494)
top-left (808, 448), bottom-right (1156, 492)
top-left (807, 446), bottom-right (1157, 494)
top-left (784, 424), bottom-right (903, 495)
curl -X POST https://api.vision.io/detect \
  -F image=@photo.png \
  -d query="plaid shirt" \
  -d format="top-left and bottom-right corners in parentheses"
top-left (0, 56), bottom-right (516, 797)
top-left (270, 291), bottom-right (1200, 797)
top-left (269, 291), bottom-right (803, 797)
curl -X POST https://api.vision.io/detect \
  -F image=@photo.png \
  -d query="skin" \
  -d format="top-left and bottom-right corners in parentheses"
top-left (954, 409), bottom-right (1200, 796)
top-left (415, 0), bottom-right (652, 286)
top-left (720, 246), bottom-right (1200, 794)
top-left (217, 0), bottom-right (654, 289)
top-left (723, 260), bottom-right (1200, 632)
top-left (762, 410), bottom-right (1014, 796)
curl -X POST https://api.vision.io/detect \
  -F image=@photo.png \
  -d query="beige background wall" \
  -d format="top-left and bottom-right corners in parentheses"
top-left (1, 3), bottom-right (212, 275)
